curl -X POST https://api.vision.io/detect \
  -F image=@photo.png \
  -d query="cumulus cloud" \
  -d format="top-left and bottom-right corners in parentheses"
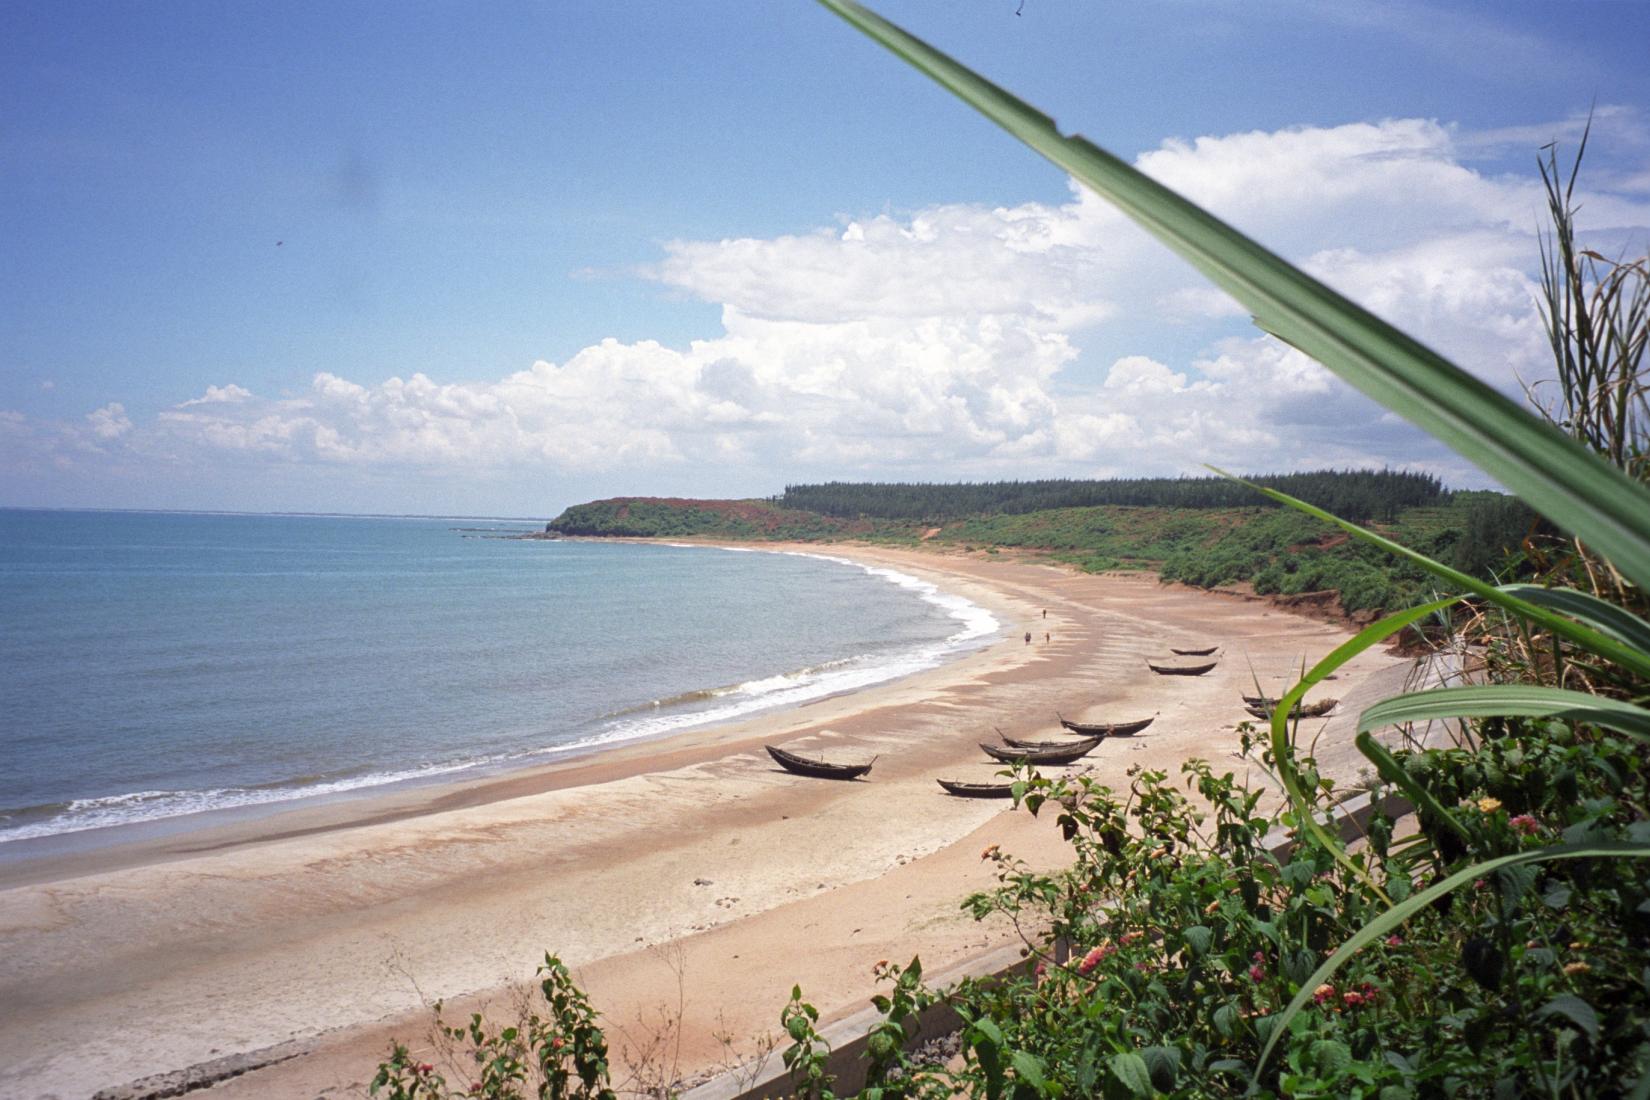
top-left (86, 403), bottom-right (132, 440)
top-left (15, 116), bottom-right (1650, 495)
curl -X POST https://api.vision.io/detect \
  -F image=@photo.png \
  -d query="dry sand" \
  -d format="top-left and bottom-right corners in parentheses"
top-left (0, 545), bottom-right (1415, 1100)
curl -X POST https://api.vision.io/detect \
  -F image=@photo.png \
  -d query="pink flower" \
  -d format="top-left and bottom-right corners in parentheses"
top-left (1034, 962), bottom-right (1047, 979)
top-left (1248, 963), bottom-right (1266, 981)
top-left (1312, 983), bottom-right (1335, 1005)
top-left (1385, 935), bottom-right (1403, 948)
top-left (1077, 942), bottom-right (1115, 975)
top-left (1341, 990), bottom-right (1364, 1007)
top-left (1509, 814), bottom-right (1540, 835)
top-left (1121, 930), bottom-right (1146, 946)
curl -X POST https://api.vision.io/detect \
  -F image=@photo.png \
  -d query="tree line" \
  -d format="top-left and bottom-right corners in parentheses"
top-left (777, 469), bottom-right (1446, 523)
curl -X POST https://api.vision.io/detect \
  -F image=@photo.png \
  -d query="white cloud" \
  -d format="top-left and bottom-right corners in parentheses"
top-left (12, 117), bottom-right (1649, 497)
top-left (177, 383), bottom-right (253, 407)
top-left (86, 403), bottom-right (132, 440)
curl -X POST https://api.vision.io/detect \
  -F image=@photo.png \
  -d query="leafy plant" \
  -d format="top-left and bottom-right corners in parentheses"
top-left (371, 954), bottom-right (616, 1100)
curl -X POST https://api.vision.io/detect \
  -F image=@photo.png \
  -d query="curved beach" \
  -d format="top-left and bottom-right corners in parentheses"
top-left (0, 546), bottom-right (1411, 1099)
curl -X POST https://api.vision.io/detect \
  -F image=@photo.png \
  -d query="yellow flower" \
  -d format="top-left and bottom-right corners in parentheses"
top-left (1564, 961), bottom-right (1591, 976)
top-left (1476, 797), bottom-right (1503, 814)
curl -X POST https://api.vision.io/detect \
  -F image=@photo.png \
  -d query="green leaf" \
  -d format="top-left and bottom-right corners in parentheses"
top-left (1309, 1038), bottom-right (1352, 1077)
top-left (1141, 1046), bottom-right (1182, 1091)
top-left (1501, 585), bottom-right (1650, 652)
top-left (1283, 947), bottom-right (1318, 987)
top-left (817, 0), bottom-right (1650, 592)
top-left (1182, 925), bottom-right (1212, 958)
top-left (1536, 994), bottom-right (1600, 1041)
top-left (970, 1015), bottom-right (1006, 1099)
top-left (1256, 842), bottom-right (1650, 1075)
top-left (1011, 1050), bottom-right (1047, 1091)
top-left (1359, 685), bottom-right (1650, 744)
top-left (1213, 1002), bottom-right (1239, 1039)
top-left (1107, 1052), bottom-right (1154, 1098)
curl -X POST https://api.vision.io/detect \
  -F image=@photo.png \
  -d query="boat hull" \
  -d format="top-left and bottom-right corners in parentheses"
top-left (980, 739), bottom-right (1100, 765)
top-left (937, 779), bottom-right (1017, 798)
top-left (765, 744), bottom-right (874, 780)
top-left (1057, 714), bottom-right (1154, 737)
top-left (1149, 661), bottom-right (1217, 676)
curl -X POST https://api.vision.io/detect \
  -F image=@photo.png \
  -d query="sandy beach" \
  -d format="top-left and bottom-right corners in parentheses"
top-left (0, 545), bottom-right (1415, 1100)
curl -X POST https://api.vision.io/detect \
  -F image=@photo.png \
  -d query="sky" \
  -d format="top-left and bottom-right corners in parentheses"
top-left (4, 1), bottom-right (1649, 518)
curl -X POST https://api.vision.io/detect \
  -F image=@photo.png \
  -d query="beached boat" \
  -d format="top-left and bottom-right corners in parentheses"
top-left (1001, 733), bottom-right (1103, 752)
top-left (1148, 660), bottom-right (1217, 676)
top-left (937, 778), bottom-right (1018, 798)
top-left (1172, 645), bottom-right (1219, 656)
top-left (1057, 713), bottom-right (1154, 737)
top-left (1245, 698), bottom-right (1338, 720)
top-left (1241, 693), bottom-right (1278, 707)
top-left (764, 744), bottom-right (875, 780)
top-left (980, 739), bottom-right (1101, 765)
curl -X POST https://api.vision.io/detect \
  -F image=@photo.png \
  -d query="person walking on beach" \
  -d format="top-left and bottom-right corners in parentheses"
top-left (1025, 631), bottom-right (1032, 644)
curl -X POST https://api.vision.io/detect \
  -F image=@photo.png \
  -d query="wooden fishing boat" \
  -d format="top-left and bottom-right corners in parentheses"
top-left (937, 778), bottom-right (1017, 799)
top-left (1057, 713), bottom-right (1154, 737)
top-left (996, 725), bottom-right (1110, 752)
top-left (764, 744), bottom-right (875, 780)
top-left (1149, 660), bottom-right (1217, 676)
top-left (980, 739), bottom-right (1101, 765)
top-left (1172, 645), bottom-right (1219, 656)
top-left (1245, 698), bottom-right (1338, 720)
top-left (1241, 693), bottom-right (1278, 707)
top-left (1002, 734), bottom-right (1103, 752)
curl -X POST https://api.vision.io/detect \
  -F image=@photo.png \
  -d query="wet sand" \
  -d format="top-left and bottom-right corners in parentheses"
top-left (0, 545), bottom-right (1411, 1099)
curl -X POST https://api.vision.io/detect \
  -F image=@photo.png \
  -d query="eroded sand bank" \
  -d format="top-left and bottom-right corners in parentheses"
top-left (0, 546), bottom-right (1413, 1099)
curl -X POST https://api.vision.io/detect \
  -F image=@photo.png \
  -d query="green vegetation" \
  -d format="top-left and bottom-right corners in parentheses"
top-left (547, 486), bottom-right (1538, 618)
top-left (547, 497), bottom-right (865, 541)
top-left (779, 469), bottom-right (1444, 524)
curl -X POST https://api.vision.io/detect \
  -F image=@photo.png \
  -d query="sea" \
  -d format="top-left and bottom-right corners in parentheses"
top-left (0, 509), bottom-right (997, 851)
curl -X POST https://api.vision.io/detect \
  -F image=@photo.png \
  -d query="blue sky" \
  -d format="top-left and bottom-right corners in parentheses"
top-left (4, 1), bottom-right (1648, 516)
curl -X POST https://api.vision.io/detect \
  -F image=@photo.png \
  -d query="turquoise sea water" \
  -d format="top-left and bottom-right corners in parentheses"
top-left (0, 510), bottom-right (996, 846)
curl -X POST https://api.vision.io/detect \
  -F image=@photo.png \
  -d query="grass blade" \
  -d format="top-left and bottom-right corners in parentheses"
top-left (1498, 585), bottom-right (1650, 652)
top-left (1359, 685), bottom-right (1650, 743)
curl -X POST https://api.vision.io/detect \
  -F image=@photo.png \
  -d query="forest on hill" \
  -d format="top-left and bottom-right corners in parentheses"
top-left (777, 469), bottom-right (1445, 523)
top-left (545, 472), bottom-right (1538, 616)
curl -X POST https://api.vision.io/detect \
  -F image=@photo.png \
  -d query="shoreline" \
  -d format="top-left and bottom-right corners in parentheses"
top-left (0, 539), bottom-right (1002, 886)
top-left (0, 544), bottom-right (1413, 1099)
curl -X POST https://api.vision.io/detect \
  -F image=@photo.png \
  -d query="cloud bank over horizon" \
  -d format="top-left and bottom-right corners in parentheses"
top-left (7, 115), bottom-right (1648, 512)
